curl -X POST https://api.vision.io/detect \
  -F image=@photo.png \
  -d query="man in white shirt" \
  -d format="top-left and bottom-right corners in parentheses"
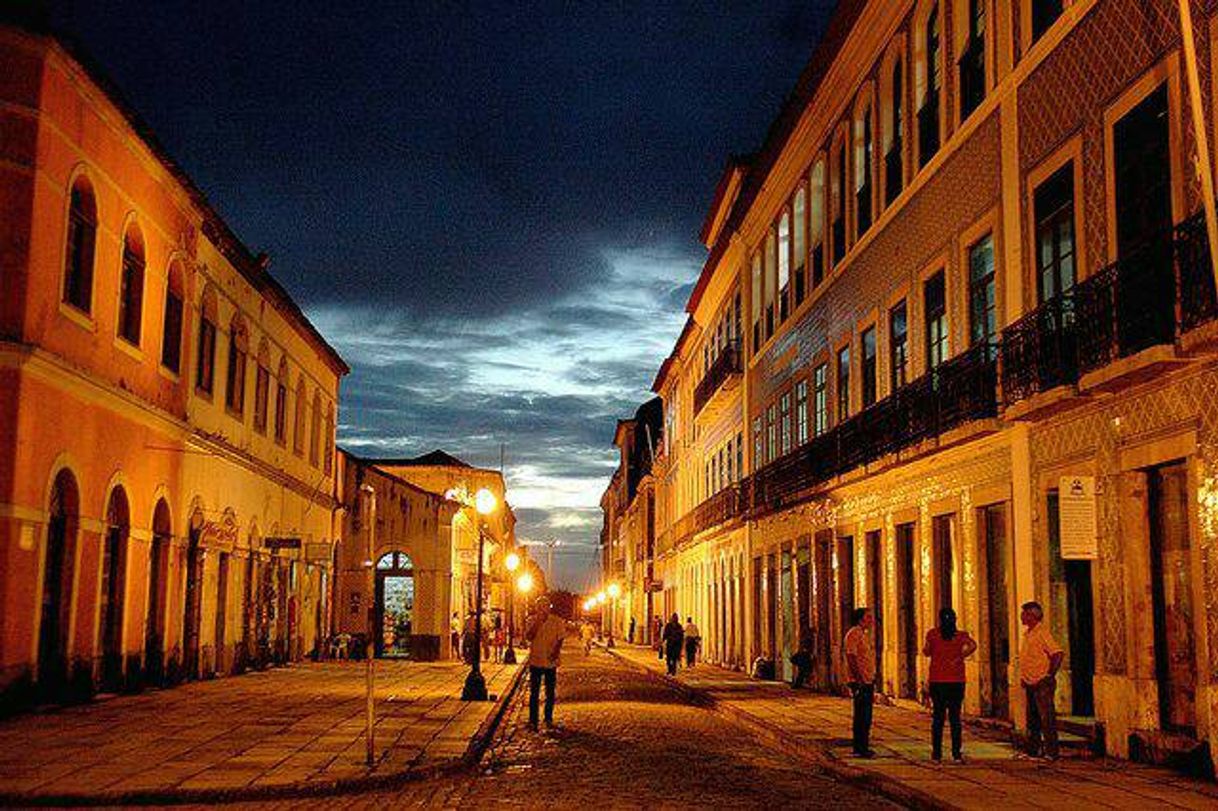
top-left (525, 597), bottom-right (567, 730)
top-left (844, 607), bottom-right (877, 758)
top-left (683, 617), bottom-right (701, 668)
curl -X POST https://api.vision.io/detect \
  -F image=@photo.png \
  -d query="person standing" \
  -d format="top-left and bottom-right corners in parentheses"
top-left (1018, 601), bottom-right (1064, 761)
top-left (790, 627), bottom-right (815, 689)
top-left (628, 616), bottom-right (636, 645)
top-left (843, 607), bottom-right (877, 758)
top-left (662, 613), bottom-right (684, 676)
top-left (525, 597), bottom-right (567, 731)
top-left (580, 621), bottom-right (595, 655)
top-left (683, 616), bottom-right (701, 668)
top-left (654, 616), bottom-right (664, 660)
top-left (450, 612), bottom-right (462, 660)
top-left (923, 607), bottom-right (977, 762)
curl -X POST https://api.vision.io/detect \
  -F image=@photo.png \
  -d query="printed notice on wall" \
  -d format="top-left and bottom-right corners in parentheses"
top-left (1059, 475), bottom-right (1098, 560)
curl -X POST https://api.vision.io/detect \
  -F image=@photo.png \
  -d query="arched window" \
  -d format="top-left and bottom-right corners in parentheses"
top-left (750, 252), bottom-right (762, 351)
top-left (309, 390), bottom-right (322, 467)
top-left (809, 159), bottom-right (826, 288)
top-left (161, 261), bottom-right (185, 374)
top-left (225, 315), bottom-right (249, 416)
top-left (1030, 0), bottom-right (1064, 44)
top-left (793, 184), bottom-right (808, 305)
top-left (117, 224), bottom-right (145, 346)
top-left (883, 52), bottom-right (905, 206)
top-left (293, 376), bottom-right (306, 455)
top-left (196, 286), bottom-right (218, 395)
top-left (777, 210), bottom-right (790, 323)
top-left (854, 94), bottom-right (875, 237)
top-left (254, 340), bottom-right (271, 434)
top-left (324, 402), bottom-right (335, 476)
top-left (274, 358), bottom-right (289, 444)
top-left (63, 177), bottom-right (97, 314)
top-left (916, 1), bottom-right (943, 169)
top-left (764, 228), bottom-right (777, 338)
top-left (958, 0), bottom-right (987, 120)
top-left (831, 130), bottom-right (849, 267)
top-left (99, 486), bottom-right (130, 690)
top-left (39, 469), bottom-right (79, 688)
top-left (145, 499), bottom-right (172, 681)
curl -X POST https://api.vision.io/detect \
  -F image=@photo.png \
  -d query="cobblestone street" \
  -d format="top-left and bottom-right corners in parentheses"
top-left (258, 642), bottom-right (897, 809)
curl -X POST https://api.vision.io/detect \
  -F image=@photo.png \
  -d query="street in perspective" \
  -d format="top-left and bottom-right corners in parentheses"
top-left (5, 0), bottom-right (1218, 808)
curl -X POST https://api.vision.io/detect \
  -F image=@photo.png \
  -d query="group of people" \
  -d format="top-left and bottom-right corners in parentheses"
top-left (656, 614), bottom-right (701, 676)
top-left (449, 610), bottom-right (510, 664)
top-left (838, 600), bottom-right (1063, 763)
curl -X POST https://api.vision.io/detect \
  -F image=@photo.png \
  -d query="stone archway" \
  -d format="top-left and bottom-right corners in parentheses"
top-left (374, 551), bottom-right (414, 658)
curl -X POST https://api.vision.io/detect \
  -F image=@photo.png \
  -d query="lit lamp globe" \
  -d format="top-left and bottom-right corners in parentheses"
top-left (475, 488), bottom-right (497, 516)
top-left (505, 552), bottom-right (521, 573)
top-left (596, 591), bottom-right (606, 605)
top-left (607, 582), bottom-right (621, 600)
top-left (517, 572), bottom-right (534, 594)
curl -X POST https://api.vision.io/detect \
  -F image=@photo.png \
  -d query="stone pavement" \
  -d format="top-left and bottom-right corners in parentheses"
top-left (609, 644), bottom-right (1218, 810)
top-left (0, 658), bottom-right (520, 804)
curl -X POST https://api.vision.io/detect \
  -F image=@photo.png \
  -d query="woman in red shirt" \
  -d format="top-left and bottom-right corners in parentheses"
top-left (922, 607), bottom-right (977, 762)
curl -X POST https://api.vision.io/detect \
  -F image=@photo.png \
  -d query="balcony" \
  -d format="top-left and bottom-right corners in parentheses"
top-left (692, 484), bottom-right (746, 536)
top-left (748, 343), bottom-right (997, 515)
top-left (1001, 211), bottom-right (1217, 411)
top-left (693, 341), bottom-right (742, 420)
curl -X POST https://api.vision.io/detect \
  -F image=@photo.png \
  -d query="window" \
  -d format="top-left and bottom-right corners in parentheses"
top-left (861, 326), bottom-right (878, 407)
top-left (795, 380), bottom-right (809, 446)
top-left (813, 363), bottom-right (829, 435)
top-left (735, 431), bottom-right (743, 479)
top-left (160, 263), bottom-right (184, 374)
top-left (918, 3), bottom-right (942, 168)
top-left (855, 101), bottom-right (874, 237)
top-left (274, 359), bottom-right (288, 444)
top-left (810, 160), bottom-right (826, 288)
top-left (63, 178), bottom-right (97, 314)
top-left (959, 0), bottom-right (986, 120)
top-left (1031, 0), bottom-right (1064, 43)
top-left (778, 211), bottom-right (791, 323)
top-left (293, 377), bottom-right (306, 455)
top-left (253, 348), bottom-right (271, 434)
top-left (766, 403), bottom-right (777, 463)
top-left (968, 234), bottom-right (996, 351)
top-left (837, 345), bottom-right (851, 421)
top-left (225, 316), bottom-right (248, 416)
top-left (832, 138), bottom-right (848, 266)
top-left (779, 391), bottom-right (792, 456)
top-left (765, 229), bottom-right (777, 339)
top-left (195, 290), bottom-right (217, 395)
top-left (1034, 164), bottom-right (1076, 303)
top-left (793, 185), bottom-right (807, 305)
top-left (309, 391), bottom-right (322, 467)
top-left (751, 253), bottom-right (762, 351)
top-left (885, 59), bottom-right (905, 206)
top-left (117, 226), bottom-right (145, 346)
top-left (753, 416), bottom-right (764, 469)
top-left (925, 271), bottom-right (948, 369)
top-left (890, 300), bottom-right (909, 390)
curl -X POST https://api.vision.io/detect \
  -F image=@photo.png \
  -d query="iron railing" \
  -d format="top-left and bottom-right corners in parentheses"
top-left (693, 341), bottom-right (742, 417)
top-left (692, 484), bottom-right (746, 536)
top-left (1177, 212), bottom-right (1218, 332)
top-left (1000, 294), bottom-right (1077, 406)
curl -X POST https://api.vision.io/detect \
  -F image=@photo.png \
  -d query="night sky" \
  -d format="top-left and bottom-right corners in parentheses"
top-left (49, 1), bottom-right (835, 590)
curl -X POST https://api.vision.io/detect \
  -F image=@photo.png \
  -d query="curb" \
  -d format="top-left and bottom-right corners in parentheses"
top-left (602, 646), bottom-right (953, 811)
top-left (0, 664), bottom-right (528, 807)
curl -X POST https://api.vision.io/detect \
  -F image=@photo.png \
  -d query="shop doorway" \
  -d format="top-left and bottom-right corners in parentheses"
top-left (981, 504), bottom-right (1011, 719)
top-left (38, 470), bottom-right (79, 695)
top-left (813, 531), bottom-right (834, 687)
top-left (837, 535), bottom-right (855, 650)
top-left (1148, 461), bottom-right (1197, 733)
top-left (144, 501), bottom-right (171, 684)
top-left (99, 487), bottom-right (130, 692)
top-left (932, 514), bottom-right (953, 613)
top-left (865, 530), bottom-right (883, 689)
top-left (1047, 491), bottom-right (1095, 717)
top-left (182, 521), bottom-right (203, 680)
top-left (895, 523), bottom-right (918, 699)
top-left (375, 551), bottom-right (415, 658)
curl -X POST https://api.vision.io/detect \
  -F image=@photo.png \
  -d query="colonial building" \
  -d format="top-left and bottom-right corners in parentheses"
top-left (0, 22), bottom-right (347, 706)
top-left (617, 0), bottom-right (1218, 771)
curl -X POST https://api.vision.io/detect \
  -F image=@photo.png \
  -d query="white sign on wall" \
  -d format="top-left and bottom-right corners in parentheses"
top-left (1059, 475), bottom-right (1098, 560)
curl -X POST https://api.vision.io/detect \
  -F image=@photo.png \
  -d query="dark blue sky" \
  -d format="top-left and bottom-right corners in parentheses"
top-left (52, 0), bottom-right (835, 590)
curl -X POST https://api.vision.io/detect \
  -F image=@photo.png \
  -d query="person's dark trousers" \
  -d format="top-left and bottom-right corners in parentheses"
top-left (1025, 678), bottom-right (1059, 758)
top-left (528, 665), bottom-right (557, 728)
top-left (451, 632), bottom-right (460, 659)
top-left (850, 682), bottom-right (875, 754)
top-left (665, 651), bottom-right (680, 676)
top-left (930, 682), bottom-right (965, 759)
top-left (685, 638), bottom-right (697, 667)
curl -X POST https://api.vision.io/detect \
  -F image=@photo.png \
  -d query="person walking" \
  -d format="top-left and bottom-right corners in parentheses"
top-left (580, 620), bottom-right (595, 655)
top-left (790, 627), bottom-right (815, 689)
top-left (923, 607), bottom-right (977, 762)
top-left (1017, 600), bottom-right (1064, 761)
top-left (662, 612), bottom-right (684, 676)
top-left (492, 613), bottom-right (505, 663)
top-left (450, 613), bottom-right (462, 660)
top-left (843, 607), bottom-right (877, 758)
top-left (683, 616), bottom-right (701, 668)
top-left (525, 597), bottom-right (567, 731)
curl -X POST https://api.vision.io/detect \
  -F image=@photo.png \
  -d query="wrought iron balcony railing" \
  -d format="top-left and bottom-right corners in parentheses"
top-left (691, 484), bottom-right (746, 536)
top-left (1177, 212), bottom-right (1218, 332)
top-left (693, 341), bottom-right (742, 417)
top-left (1000, 294), bottom-right (1077, 407)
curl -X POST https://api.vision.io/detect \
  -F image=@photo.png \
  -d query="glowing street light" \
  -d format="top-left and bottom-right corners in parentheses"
top-left (452, 486), bottom-right (499, 701)
top-left (505, 552), bottom-right (521, 573)
top-left (596, 591), bottom-right (607, 605)
top-left (517, 572), bottom-right (534, 594)
top-left (607, 582), bottom-right (621, 599)
top-left (502, 550), bottom-right (522, 665)
top-left (605, 581), bottom-right (621, 649)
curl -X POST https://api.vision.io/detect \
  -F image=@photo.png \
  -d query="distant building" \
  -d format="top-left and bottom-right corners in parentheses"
top-left (0, 22), bottom-right (347, 705)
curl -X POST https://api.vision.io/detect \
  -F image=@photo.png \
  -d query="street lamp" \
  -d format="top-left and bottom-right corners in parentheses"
top-left (359, 484), bottom-right (377, 766)
top-left (517, 571), bottom-right (534, 594)
top-left (503, 551), bottom-right (521, 664)
top-left (606, 582), bottom-right (621, 649)
top-left (460, 487), bottom-right (497, 702)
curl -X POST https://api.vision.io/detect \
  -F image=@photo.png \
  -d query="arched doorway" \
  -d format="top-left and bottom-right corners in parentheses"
top-left (182, 511), bottom-right (203, 680)
top-left (38, 470), bottom-right (79, 696)
top-left (99, 487), bottom-right (130, 692)
top-left (144, 500), bottom-right (171, 684)
top-left (375, 551), bottom-right (414, 658)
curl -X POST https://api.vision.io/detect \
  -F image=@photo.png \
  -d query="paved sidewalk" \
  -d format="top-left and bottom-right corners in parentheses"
top-left (0, 659), bottom-right (520, 803)
top-left (610, 644), bottom-right (1218, 810)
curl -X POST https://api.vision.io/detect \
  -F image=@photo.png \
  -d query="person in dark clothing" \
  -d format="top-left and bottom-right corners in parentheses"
top-left (924, 606), bottom-right (977, 762)
top-left (790, 627), bottom-right (815, 689)
top-left (662, 613), bottom-right (684, 676)
top-left (654, 616), bottom-right (664, 660)
top-left (628, 616), bottom-right (636, 644)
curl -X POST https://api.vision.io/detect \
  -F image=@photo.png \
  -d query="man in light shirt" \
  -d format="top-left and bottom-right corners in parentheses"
top-left (1017, 600), bottom-right (1064, 761)
top-left (843, 607), bottom-right (876, 758)
top-left (525, 597), bottom-right (567, 731)
top-left (683, 617), bottom-right (701, 668)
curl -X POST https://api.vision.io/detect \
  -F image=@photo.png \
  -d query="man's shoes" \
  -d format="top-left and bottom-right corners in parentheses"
top-left (952, 753), bottom-right (965, 763)
top-left (852, 749), bottom-right (877, 759)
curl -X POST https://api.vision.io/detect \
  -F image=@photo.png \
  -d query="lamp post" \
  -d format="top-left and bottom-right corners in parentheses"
top-left (607, 581), bottom-right (621, 649)
top-left (503, 551), bottom-right (520, 664)
top-left (461, 488), bottom-right (497, 701)
top-left (359, 483), bottom-right (377, 767)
